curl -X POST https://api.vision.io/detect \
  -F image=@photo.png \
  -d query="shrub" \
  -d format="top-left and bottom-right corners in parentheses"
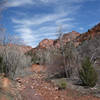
top-left (0, 56), bottom-right (3, 73)
top-left (0, 46), bottom-right (32, 79)
top-left (58, 81), bottom-right (67, 90)
top-left (52, 78), bottom-right (67, 90)
top-left (31, 52), bottom-right (40, 64)
top-left (79, 57), bottom-right (98, 87)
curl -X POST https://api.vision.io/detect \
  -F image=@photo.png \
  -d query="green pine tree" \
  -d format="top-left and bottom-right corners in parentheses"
top-left (79, 57), bottom-right (98, 87)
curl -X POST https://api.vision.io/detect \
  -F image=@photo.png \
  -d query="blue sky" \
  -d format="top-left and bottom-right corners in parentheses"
top-left (1, 0), bottom-right (100, 47)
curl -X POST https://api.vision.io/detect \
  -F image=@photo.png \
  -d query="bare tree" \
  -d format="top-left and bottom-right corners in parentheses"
top-left (0, 45), bottom-right (32, 79)
top-left (0, 0), bottom-right (23, 46)
top-left (78, 35), bottom-right (100, 64)
top-left (0, 0), bottom-right (5, 45)
top-left (35, 48), bottom-right (55, 65)
top-left (0, 1), bottom-right (32, 79)
top-left (58, 26), bottom-right (78, 78)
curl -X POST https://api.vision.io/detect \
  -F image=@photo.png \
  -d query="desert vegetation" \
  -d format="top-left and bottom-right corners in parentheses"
top-left (0, 2), bottom-right (32, 80)
top-left (79, 57), bottom-right (98, 87)
top-left (29, 27), bottom-right (99, 89)
top-left (0, 1), bottom-right (100, 100)
top-left (0, 46), bottom-right (32, 79)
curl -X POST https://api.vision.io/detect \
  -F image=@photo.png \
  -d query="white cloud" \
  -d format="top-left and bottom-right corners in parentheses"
top-left (5, 0), bottom-right (57, 8)
top-left (5, 0), bottom-right (34, 8)
top-left (5, 0), bottom-right (96, 8)
top-left (13, 22), bottom-right (35, 46)
top-left (39, 0), bottom-right (95, 4)
top-left (12, 10), bottom-right (74, 47)
top-left (79, 27), bottom-right (84, 31)
top-left (56, 18), bottom-right (74, 25)
top-left (15, 27), bottom-right (35, 46)
top-left (9, 0), bottom-right (97, 47)
top-left (13, 11), bottom-right (68, 27)
top-left (39, 0), bottom-right (58, 4)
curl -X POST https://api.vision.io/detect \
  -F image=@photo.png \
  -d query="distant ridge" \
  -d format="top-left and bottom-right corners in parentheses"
top-left (28, 22), bottom-right (100, 54)
top-left (77, 23), bottom-right (100, 42)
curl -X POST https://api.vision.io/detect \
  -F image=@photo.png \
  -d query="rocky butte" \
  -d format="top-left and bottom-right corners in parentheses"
top-left (0, 44), bottom-right (32, 53)
top-left (37, 31), bottom-right (80, 49)
top-left (77, 23), bottom-right (100, 42)
top-left (28, 23), bottom-right (100, 53)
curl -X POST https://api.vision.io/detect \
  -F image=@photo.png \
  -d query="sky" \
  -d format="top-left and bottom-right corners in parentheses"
top-left (1, 0), bottom-right (100, 47)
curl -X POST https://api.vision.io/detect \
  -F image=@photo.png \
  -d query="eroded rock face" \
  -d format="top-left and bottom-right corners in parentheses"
top-left (5, 44), bottom-right (32, 53)
top-left (38, 39), bottom-right (54, 49)
top-left (38, 31), bottom-right (80, 49)
top-left (31, 23), bottom-right (100, 50)
top-left (29, 23), bottom-right (100, 52)
top-left (62, 31), bottom-right (80, 41)
top-left (54, 31), bottom-right (80, 48)
top-left (77, 23), bottom-right (100, 42)
top-left (18, 45), bottom-right (32, 53)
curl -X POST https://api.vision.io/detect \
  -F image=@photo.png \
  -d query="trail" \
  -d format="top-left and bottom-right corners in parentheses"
top-left (0, 64), bottom-right (100, 100)
top-left (16, 64), bottom-right (100, 100)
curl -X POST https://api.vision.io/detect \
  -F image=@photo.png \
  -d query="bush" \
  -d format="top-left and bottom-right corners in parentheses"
top-left (58, 81), bottom-right (67, 90)
top-left (0, 46), bottom-right (32, 79)
top-left (52, 78), bottom-right (67, 90)
top-left (79, 57), bottom-right (98, 87)
top-left (0, 56), bottom-right (3, 73)
top-left (31, 52), bottom-right (40, 64)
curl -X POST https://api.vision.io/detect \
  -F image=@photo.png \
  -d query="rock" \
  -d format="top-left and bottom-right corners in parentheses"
top-left (54, 31), bottom-right (80, 48)
top-left (7, 44), bottom-right (32, 53)
top-left (28, 31), bottom-right (80, 54)
top-left (39, 39), bottom-right (54, 48)
top-left (77, 23), bottom-right (100, 43)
